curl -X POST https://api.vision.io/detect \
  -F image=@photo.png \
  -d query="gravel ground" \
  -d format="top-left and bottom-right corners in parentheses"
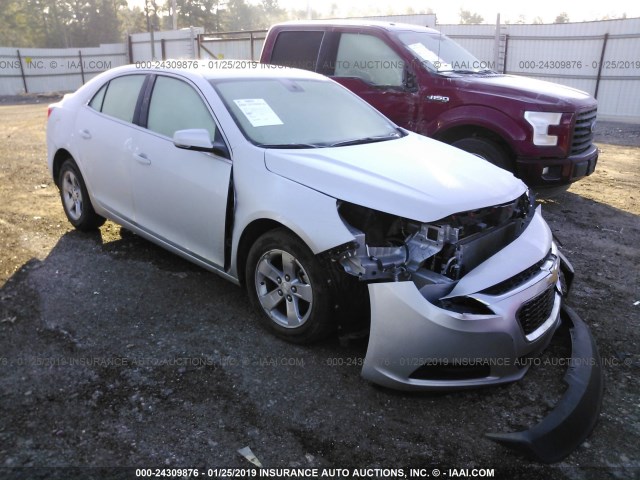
top-left (0, 102), bottom-right (638, 480)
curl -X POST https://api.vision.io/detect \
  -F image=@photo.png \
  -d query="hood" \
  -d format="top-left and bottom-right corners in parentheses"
top-left (455, 74), bottom-right (596, 110)
top-left (264, 133), bottom-right (526, 223)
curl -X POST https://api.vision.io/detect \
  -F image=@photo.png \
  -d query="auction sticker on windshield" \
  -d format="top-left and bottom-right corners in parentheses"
top-left (233, 98), bottom-right (284, 127)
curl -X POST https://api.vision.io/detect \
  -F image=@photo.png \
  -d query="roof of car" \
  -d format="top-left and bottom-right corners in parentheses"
top-left (107, 62), bottom-right (329, 82)
top-left (272, 19), bottom-right (440, 34)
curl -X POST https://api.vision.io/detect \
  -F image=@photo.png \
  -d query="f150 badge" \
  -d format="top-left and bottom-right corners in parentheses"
top-left (426, 95), bottom-right (450, 103)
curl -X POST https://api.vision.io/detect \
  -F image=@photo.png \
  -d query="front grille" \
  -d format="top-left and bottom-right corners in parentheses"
top-left (571, 108), bottom-right (597, 155)
top-left (481, 249), bottom-right (552, 296)
top-left (517, 287), bottom-right (556, 335)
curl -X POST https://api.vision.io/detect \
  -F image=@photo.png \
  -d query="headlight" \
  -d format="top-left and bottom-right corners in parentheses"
top-left (524, 111), bottom-right (563, 146)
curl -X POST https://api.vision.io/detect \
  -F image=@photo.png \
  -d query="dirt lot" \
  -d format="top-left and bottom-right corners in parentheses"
top-left (0, 103), bottom-right (638, 479)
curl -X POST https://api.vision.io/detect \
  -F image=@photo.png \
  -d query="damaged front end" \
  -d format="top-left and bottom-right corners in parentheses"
top-left (327, 191), bottom-right (562, 388)
top-left (326, 192), bottom-right (603, 462)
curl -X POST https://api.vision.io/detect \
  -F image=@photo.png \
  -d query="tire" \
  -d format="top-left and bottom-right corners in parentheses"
top-left (246, 229), bottom-right (336, 344)
top-left (58, 159), bottom-right (105, 231)
top-left (451, 137), bottom-right (513, 171)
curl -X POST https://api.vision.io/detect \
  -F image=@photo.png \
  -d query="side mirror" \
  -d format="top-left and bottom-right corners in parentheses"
top-left (173, 129), bottom-right (230, 159)
top-left (403, 66), bottom-right (418, 92)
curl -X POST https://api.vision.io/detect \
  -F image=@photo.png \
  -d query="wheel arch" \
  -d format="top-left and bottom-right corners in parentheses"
top-left (430, 104), bottom-right (530, 160)
top-left (52, 148), bottom-right (74, 186)
top-left (235, 219), bottom-right (302, 286)
top-left (435, 124), bottom-right (515, 159)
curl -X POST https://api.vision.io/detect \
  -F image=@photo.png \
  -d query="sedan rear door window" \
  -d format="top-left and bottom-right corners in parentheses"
top-left (99, 75), bottom-right (146, 123)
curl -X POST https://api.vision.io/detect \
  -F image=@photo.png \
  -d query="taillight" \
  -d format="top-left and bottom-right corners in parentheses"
top-left (47, 106), bottom-right (54, 118)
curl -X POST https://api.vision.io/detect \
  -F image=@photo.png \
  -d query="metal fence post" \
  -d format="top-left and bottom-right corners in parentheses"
top-left (128, 34), bottom-right (134, 63)
top-left (78, 50), bottom-right (86, 84)
top-left (16, 49), bottom-right (28, 93)
top-left (502, 34), bottom-right (509, 74)
top-left (494, 14), bottom-right (500, 73)
top-left (594, 33), bottom-right (609, 99)
top-left (150, 29), bottom-right (156, 60)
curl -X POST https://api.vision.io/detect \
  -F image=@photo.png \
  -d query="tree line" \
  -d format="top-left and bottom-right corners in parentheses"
top-left (0, 0), bottom-right (291, 48)
top-left (0, 1), bottom-right (630, 48)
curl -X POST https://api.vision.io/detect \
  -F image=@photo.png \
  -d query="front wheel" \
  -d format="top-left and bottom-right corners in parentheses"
top-left (245, 229), bottom-right (335, 344)
top-left (451, 137), bottom-right (513, 171)
top-left (58, 159), bottom-right (105, 231)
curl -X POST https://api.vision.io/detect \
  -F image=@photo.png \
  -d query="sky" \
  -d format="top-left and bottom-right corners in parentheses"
top-left (128, 0), bottom-right (639, 24)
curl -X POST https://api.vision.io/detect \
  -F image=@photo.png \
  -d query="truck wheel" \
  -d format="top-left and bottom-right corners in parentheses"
top-left (452, 137), bottom-right (512, 171)
top-left (246, 229), bottom-right (336, 344)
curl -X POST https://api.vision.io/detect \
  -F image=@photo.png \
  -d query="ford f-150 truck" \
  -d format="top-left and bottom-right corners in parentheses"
top-left (260, 20), bottom-right (599, 190)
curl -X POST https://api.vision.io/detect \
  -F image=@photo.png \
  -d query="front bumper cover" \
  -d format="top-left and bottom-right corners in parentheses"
top-left (360, 248), bottom-right (602, 461)
top-left (485, 304), bottom-right (604, 463)
top-left (361, 280), bottom-right (561, 390)
top-left (516, 144), bottom-right (598, 189)
top-left (360, 285), bottom-right (603, 462)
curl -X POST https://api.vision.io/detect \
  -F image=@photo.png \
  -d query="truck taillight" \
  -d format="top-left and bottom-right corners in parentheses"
top-left (47, 107), bottom-right (53, 118)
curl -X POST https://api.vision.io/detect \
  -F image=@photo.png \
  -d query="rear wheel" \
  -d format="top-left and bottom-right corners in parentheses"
top-left (246, 229), bottom-right (335, 344)
top-left (58, 159), bottom-right (105, 231)
top-left (452, 137), bottom-right (512, 171)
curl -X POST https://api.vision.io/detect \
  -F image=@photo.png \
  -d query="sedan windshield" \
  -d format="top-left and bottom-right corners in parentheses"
top-left (212, 78), bottom-right (402, 148)
top-left (398, 31), bottom-right (494, 73)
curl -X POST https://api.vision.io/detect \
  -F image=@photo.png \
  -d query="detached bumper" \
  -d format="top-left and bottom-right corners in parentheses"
top-left (486, 304), bottom-right (604, 463)
top-left (361, 279), bottom-right (602, 462)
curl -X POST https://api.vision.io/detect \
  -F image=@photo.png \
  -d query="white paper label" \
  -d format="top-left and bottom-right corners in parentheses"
top-left (408, 42), bottom-right (451, 70)
top-left (233, 98), bottom-right (283, 127)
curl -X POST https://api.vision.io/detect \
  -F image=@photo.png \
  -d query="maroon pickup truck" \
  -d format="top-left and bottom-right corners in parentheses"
top-left (260, 20), bottom-right (599, 190)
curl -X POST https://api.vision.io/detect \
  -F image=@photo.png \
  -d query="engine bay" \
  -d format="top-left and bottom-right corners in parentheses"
top-left (331, 193), bottom-right (535, 292)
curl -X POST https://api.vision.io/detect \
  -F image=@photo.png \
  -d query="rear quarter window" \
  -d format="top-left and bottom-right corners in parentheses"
top-left (88, 83), bottom-right (107, 111)
top-left (270, 31), bottom-right (324, 71)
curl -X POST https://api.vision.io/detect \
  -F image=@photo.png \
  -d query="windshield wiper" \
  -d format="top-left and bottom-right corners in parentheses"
top-left (256, 143), bottom-right (322, 149)
top-left (328, 132), bottom-right (402, 148)
top-left (442, 69), bottom-right (497, 75)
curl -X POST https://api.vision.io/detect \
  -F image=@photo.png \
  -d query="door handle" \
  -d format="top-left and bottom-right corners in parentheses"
top-left (133, 152), bottom-right (151, 165)
top-left (79, 129), bottom-right (91, 139)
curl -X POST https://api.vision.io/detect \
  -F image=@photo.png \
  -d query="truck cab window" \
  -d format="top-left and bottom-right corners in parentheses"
top-left (335, 33), bottom-right (404, 87)
top-left (271, 31), bottom-right (324, 71)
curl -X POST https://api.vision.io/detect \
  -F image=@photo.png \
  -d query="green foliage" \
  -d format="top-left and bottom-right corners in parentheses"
top-left (163, 0), bottom-right (287, 32)
top-left (459, 8), bottom-right (484, 24)
top-left (0, 1), bottom-right (35, 46)
top-left (0, 0), bottom-right (134, 47)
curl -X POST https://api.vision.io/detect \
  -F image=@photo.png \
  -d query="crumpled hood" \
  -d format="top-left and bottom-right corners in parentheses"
top-left (264, 133), bottom-right (526, 222)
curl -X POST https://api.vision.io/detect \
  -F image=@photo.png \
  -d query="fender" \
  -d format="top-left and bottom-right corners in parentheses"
top-left (430, 104), bottom-right (529, 147)
top-left (229, 171), bottom-right (355, 279)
